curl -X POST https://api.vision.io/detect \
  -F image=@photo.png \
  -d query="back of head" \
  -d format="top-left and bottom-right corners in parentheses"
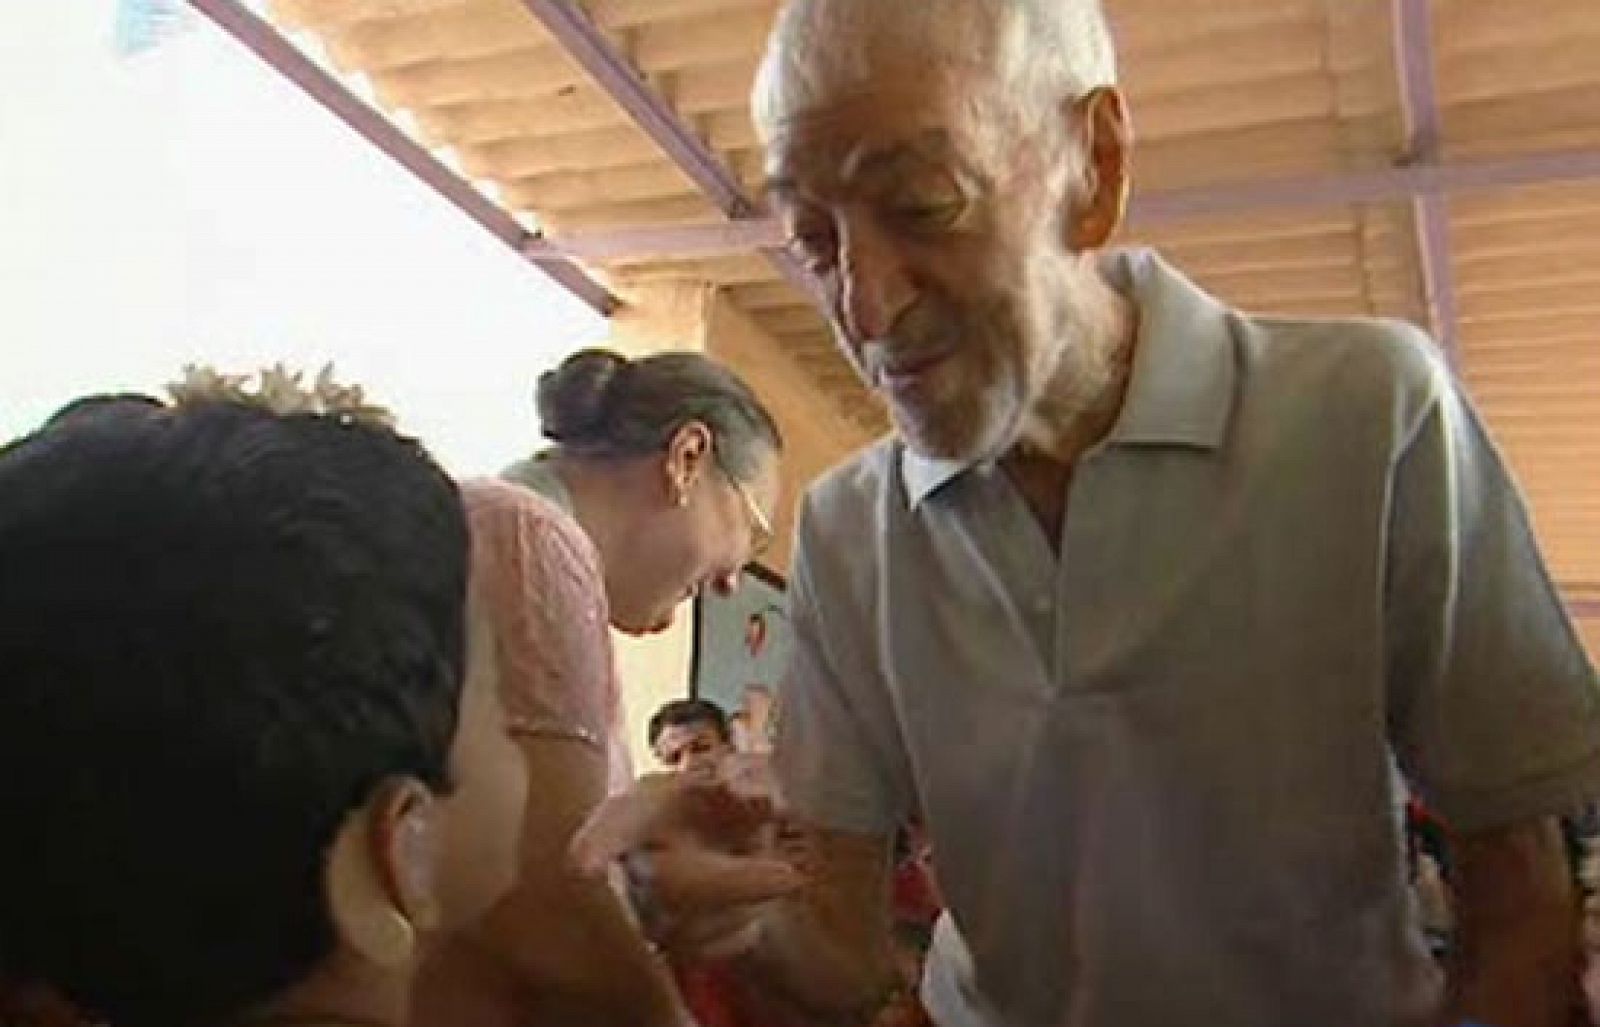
top-left (535, 348), bottom-right (782, 481)
top-left (753, 0), bottom-right (1117, 141)
top-left (0, 396), bottom-right (469, 1026)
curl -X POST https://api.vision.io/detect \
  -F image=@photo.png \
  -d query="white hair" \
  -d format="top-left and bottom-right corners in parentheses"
top-left (752, 0), bottom-right (1118, 144)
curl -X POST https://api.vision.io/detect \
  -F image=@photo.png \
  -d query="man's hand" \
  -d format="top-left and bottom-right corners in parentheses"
top-left (573, 765), bottom-right (903, 1020)
top-left (570, 770), bottom-right (806, 958)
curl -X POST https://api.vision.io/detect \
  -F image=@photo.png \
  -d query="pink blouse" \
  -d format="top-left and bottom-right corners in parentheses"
top-left (411, 480), bottom-right (634, 1027)
top-left (460, 477), bottom-right (632, 791)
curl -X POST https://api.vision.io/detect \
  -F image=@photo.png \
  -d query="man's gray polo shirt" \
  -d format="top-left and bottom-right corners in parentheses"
top-left (775, 248), bottom-right (1600, 1026)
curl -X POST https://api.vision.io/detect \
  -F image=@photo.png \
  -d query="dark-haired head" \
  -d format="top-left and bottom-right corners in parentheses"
top-left (648, 698), bottom-right (734, 781)
top-left (648, 697), bottom-right (732, 749)
top-left (517, 349), bottom-right (785, 635)
top-left (40, 391), bottom-right (164, 430)
top-left (0, 398), bottom-right (520, 1026)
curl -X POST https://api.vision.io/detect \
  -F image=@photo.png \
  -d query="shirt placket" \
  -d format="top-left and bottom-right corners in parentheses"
top-left (969, 467), bottom-right (1061, 690)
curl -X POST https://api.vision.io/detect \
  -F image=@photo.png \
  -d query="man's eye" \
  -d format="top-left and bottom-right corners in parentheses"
top-left (785, 228), bottom-right (838, 273)
top-left (892, 198), bottom-right (965, 233)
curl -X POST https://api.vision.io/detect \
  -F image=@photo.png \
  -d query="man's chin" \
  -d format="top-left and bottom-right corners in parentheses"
top-left (895, 387), bottom-right (1026, 465)
top-left (895, 412), bottom-right (999, 464)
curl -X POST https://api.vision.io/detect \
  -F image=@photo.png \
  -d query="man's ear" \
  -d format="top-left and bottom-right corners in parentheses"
top-left (325, 777), bottom-right (440, 968)
top-left (1064, 86), bottom-right (1133, 251)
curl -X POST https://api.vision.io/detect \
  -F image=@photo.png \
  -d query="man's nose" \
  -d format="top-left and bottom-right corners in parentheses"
top-left (838, 218), bottom-right (915, 341)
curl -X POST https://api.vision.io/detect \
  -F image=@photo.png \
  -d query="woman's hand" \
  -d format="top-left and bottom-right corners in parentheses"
top-left (571, 770), bottom-right (805, 960)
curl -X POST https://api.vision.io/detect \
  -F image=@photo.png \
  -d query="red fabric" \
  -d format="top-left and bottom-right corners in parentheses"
top-left (677, 964), bottom-right (744, 1027)
top-left (891, 856), bottom-right (941, 927)
top-left (676, 962), bottom-right (808, 1027)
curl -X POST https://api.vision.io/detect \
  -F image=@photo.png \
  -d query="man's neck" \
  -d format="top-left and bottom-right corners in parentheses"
top-left (1013, 273), bottom-right (1138, 469)
top-left (998, 275), bottom-right (1137, 548)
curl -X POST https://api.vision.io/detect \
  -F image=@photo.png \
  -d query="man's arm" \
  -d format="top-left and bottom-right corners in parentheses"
top-left (1375, 366), bottom-right (1600, 1024)
top-left (737, 822), bottom-right (903, 1021)
top-left (1445, 815), bottom-right (1580, 1027)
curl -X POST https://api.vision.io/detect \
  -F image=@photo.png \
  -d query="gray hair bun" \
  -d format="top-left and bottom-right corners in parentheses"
top-left (536, 349), bottom-right (629, 443)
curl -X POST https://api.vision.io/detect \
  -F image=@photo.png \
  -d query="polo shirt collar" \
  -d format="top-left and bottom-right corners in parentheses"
top-left (900, 247), bottom-right (1238, 509)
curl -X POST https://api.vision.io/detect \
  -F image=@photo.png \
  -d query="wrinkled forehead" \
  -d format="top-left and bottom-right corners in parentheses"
top-left (755, 1), bottom-right (1011, 152)
top-left (761, 64), bottom-right (1006, 200)
top-left (757, 0), bottom-right (1005, 101)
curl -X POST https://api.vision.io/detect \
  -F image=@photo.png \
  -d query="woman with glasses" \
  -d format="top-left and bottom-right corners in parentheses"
top-left (414, 347), bottom-right (785, 1027)
top-left (508, 347), bottom-right (781, 635)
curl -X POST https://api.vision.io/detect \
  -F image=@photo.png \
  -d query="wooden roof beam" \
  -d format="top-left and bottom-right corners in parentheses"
top-left (189, 0), bottom-right (618, 315)
top-left (524, 146), bottom-right (1600, 263)
top-left (516, 0), bottom-right (820, 305)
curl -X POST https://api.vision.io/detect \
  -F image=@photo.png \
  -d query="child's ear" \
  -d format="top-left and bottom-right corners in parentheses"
top-left (325, 777), bottom-right (440, 968)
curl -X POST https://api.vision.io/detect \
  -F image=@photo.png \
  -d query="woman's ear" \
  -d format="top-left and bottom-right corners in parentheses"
top-left (325, 777), bottom-right (441, 969)
top-left (663, 420), bottom-right (713, 506)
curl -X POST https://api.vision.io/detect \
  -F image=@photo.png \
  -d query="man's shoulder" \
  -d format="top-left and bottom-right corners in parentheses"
top-left (805, 435), bottom-right (901, 517)
top-left (1245, 311), bottom-right (1444, 384)
top-left (791, 437), bottom-right (901, 588)
top-left (1239, 312), bottom-right (1452, 431)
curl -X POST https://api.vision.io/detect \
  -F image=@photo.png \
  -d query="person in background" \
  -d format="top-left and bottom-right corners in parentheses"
top-left (644, 697), bottom-right (772, 1027)
top-left (594, 0), bottom-right (1600, 1024)
top-left (729, 684), bottom-right (777, 756)
top-left (0, 370), bottom-right (526, 1027)
top-left (415, 348), bottom-right (789, 1027)
top-left (746, 610), bottom-right (772, 659)
top-left (651, 698), bottom-right (737, 783)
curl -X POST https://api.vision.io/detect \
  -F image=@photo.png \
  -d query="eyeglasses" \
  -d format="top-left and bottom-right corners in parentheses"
top-left (715, 454), bottom-right (774, 560)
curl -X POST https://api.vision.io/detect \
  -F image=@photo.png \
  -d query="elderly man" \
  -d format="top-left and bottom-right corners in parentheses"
top-left (587, 1), bottom-right (1600, 1024)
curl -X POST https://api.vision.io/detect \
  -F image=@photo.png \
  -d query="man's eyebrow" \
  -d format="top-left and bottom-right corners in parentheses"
top-left (762, 176), bottom-right (798, 201)
top-left (763, 129), bottom-right (961, 201)
top-left (842, 129), bottom-right (957, 185)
